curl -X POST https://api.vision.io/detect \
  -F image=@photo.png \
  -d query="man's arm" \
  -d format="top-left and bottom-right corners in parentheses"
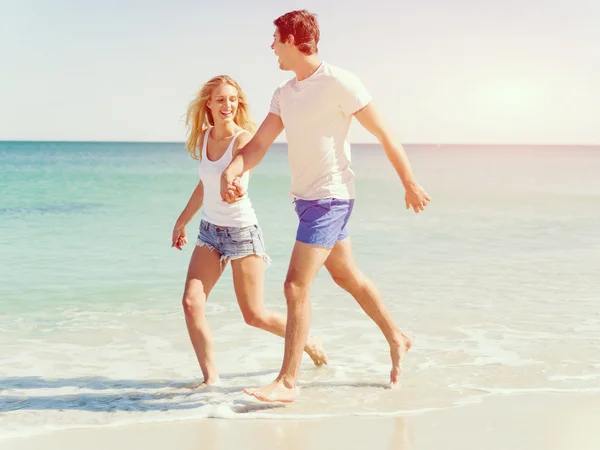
top-left (354, 103), bottom-right (430, 213)
top-left (221, 113), bottom-right (283, 202)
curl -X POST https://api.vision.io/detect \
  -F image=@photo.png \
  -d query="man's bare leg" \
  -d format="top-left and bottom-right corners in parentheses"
top-left (324, 238), bottom-right (412, 385)
top-left (244, 241), bottom-right (331, 402)
top-left (231, 254), bottom-right (327, 366)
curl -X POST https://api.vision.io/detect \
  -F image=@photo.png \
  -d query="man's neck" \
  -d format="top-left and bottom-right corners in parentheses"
top-left (293, 55), bottom-right (322, 82)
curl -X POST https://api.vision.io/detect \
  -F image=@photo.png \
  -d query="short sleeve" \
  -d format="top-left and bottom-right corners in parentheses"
top-left (337, 71), bottom-right (372, 116)
top-left (269, 87), bottom-right (281, 116)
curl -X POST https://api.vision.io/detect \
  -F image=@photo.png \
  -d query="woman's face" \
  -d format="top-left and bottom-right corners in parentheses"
top-left (208, 83), bottom-right (239, 125)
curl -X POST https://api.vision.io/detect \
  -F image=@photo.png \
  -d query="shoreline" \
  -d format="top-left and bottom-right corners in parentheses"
top-left (3, 392), bottom-right (600, 450)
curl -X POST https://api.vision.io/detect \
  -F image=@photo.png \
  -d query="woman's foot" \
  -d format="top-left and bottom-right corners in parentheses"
top-left (190, 376), bottom-right (220, 390)
top-left (305, 335), bottom-right (328, 366)
top-left (389, 333), bottom-right (413, 385)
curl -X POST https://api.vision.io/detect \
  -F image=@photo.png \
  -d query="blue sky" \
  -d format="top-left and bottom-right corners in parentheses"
top-left (1, 0), bottom-right (599, 143)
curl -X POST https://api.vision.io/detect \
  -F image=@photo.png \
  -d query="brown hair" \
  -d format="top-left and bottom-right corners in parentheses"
top-left (274, 10), bottom-right (320, 55)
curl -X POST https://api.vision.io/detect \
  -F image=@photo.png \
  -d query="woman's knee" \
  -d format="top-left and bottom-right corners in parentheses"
top-left (242, 308), bottom-right (266, 328)
top-left (182, 291), bottom-right (206, 317)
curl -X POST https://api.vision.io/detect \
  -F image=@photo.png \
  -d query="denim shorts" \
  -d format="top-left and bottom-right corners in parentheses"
top-left (196, 220), bottom-right (270, 264)
top-left (294, 198), bottom-right (355, 249)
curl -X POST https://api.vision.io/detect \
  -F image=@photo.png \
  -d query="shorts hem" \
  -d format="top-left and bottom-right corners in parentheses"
top-left (196, 240), bottom-right (271, 266)
top-left (196, 239), bottom-right (219, 254)
top-left (294, 234), bottom-right (337, 249)
top-left (228, 252), bottom-right (272, 266)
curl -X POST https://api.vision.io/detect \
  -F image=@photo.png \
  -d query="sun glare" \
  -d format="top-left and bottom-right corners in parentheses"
top-left (487, 79), bottom-right (541, 116)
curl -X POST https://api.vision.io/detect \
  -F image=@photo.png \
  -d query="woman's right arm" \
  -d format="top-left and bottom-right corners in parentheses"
top-left (172, 180), bottom-right (204, 250)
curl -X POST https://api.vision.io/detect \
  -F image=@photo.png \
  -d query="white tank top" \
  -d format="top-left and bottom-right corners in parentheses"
top-left (198, 127), bottom-right (258, 227)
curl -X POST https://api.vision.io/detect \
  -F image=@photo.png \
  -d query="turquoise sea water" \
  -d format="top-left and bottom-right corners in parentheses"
top-left (1, 142), bottom-right (599, 438)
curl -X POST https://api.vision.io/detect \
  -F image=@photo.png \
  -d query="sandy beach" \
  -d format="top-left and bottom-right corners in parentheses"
top-left (3, 393), bottom-right (599, 450)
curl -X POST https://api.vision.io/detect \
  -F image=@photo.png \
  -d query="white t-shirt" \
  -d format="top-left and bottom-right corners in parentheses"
top-left (269, 62), bottom-right (372, 200)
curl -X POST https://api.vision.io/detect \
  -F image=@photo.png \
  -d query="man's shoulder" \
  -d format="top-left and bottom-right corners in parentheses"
top-left (322, 62), bottom-right (360, 83)
top-left (275, 77), bottom-right (296, 92)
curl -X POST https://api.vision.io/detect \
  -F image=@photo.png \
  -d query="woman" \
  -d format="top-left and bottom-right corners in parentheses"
top-left (172, 75), bottom-right (326, 388)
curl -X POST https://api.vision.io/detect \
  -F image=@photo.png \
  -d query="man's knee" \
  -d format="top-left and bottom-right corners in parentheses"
top-left (329, 266), bottom-right (363, 292)
top-left (283, 278), bottom-right (310, 304)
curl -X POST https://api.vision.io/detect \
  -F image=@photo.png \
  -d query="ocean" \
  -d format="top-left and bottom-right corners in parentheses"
top-left (1, 141), bottom-right (599, 439)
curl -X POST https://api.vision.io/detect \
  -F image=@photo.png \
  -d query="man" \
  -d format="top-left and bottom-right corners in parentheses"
top-left (221, 10), bottom-right (430, 403)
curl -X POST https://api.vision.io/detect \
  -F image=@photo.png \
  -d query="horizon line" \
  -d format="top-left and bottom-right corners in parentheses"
top-left (1, 139), bottom-right (599, 147)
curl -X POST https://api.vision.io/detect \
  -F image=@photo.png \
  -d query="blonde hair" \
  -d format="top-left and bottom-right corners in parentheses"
top-left (185, 75), bottom-right (256, 160)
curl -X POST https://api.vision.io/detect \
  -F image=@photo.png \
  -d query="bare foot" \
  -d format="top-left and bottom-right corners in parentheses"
top-left (389, 333), bottom-right (413, 386)
top-left (190, 377), bottom-right (220, 390)
top-left (244, 379), bottom-right (297, 403)
top-left (305, 335), bottom-right (328, 366)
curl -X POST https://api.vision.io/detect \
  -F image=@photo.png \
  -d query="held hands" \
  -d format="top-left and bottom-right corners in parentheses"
top-left (405, 183), bottom-right (431, 213)
top-left (220, 174), bottom-right (246, 204)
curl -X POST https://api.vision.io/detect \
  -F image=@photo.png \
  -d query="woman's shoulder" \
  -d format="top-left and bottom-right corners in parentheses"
top-left (201, 127), bottom-right (210, 141)
top-left (197, 128), bottom-right (210, 160)
top-left (232, 129), bottom-right (253, 156)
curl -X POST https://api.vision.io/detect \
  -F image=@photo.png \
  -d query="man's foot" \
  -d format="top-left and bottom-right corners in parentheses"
top-left (190, 377), bottom-right (220, 390)
top-left (305, 335), bottom-right (328, 366)
top-left (389, 333), bottom-right (413, 386)
top-left (244, 379), bottom-right (297, 403)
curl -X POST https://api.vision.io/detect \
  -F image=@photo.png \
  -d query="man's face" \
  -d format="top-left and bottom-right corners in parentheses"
top-left (271, 29), bottom-right (291, 70)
